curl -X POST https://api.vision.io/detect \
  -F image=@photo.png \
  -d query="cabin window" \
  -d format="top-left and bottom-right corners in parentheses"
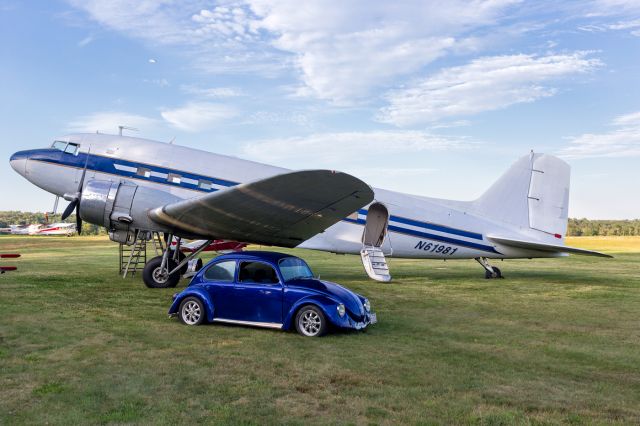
top-left (137, 167), bottom-right (152, 178)
top-left (198, 180), bottom-right (213, 190)
top-left (168, 173), bottom-right (182, 184)
top-left (52, 141), bottom-right (67, 151)
top-left (64, 143), bottom-right (79, 155)
top-left (239, 261), bottom-right (279, 284)
top-left (204, 260), bottom-right (236, 282)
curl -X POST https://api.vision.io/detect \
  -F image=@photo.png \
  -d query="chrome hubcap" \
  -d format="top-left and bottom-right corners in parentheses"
top-left (152, 266), bottom-right (168, 284)
top-left (299, 310), bottom-right (321, 336)
top-left (181, 301), bottom-right (201, 325)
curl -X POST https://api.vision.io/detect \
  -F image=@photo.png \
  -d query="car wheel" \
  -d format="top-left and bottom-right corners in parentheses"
top-left (295, 305), bottom-right (327, 337)
top-left (179, 297), bottom-right (205, 326)
top-left (142, 256), bottom-right (180, 288)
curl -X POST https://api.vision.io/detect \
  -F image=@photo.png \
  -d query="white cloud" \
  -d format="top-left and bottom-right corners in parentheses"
top-left (68, 0), bottom-right (521, 101)
top-left (161, 102), bottom-right (238, 132)
top-left (560, 111), bottom-right (640, 158)
top-left (378, 52), bottom-right (602, 127)
top-left (247, 0), bottom-right (519, 102)
top-left (242, 130), bottom-right (473, 164)
top-left (77, 35), bottom-right (94, 47)
top-left (180, 85), bottom-right (244, 98)
top-left (66, 111), bottom-right (160, 133)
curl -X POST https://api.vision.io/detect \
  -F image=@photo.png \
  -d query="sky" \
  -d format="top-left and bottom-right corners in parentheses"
top-left (1, 0), bottom-right (639, 219)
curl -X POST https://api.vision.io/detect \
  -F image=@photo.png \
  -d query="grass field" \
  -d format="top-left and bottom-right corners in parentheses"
top-left (0, 236), bottom-right (639, 425)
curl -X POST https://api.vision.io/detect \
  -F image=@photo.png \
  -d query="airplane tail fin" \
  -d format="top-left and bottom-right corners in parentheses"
top-left (473, 152), bottom-right (570, 242)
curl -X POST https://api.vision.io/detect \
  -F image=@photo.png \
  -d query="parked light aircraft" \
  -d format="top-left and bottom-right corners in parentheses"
top-left (0, 223), bottom-right (76, 236)
top-left (9, 133), bottom-right (610, 288)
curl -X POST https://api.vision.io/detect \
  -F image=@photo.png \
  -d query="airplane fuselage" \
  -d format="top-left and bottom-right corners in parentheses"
top-left (10, 133), bottom-right (564, 261)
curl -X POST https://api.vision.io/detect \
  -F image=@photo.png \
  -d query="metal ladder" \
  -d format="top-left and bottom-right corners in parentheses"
top-left (120, 239), bottom-right (147, 278)
top-left (360, 245), bottom-right (392, 282)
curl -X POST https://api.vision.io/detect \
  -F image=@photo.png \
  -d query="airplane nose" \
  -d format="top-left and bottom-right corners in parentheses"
top-left (9, 150), bottom-right (30, 176)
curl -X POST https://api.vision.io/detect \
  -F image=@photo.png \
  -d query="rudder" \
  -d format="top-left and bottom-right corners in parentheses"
top-left (473, 153), bottom-right (570, 241)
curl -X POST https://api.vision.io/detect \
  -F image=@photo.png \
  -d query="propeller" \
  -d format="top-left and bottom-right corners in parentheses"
top-left (61, 150), bottom-right (90, 234)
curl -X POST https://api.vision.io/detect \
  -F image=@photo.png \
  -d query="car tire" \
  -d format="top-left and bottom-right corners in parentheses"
top-left (142, 256), bottom-right (180, 288)
top-left (179, 297), bottom-right (205, 326)
top-left (295, 305), bottom-right (327, 337)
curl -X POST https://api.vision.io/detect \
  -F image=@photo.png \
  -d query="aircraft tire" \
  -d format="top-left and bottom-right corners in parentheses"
top-left (143, 256), bottom-right (180, 288)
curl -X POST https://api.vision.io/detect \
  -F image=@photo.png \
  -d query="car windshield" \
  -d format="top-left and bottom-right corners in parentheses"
top-left (278, 257), bottom-right (314, 281)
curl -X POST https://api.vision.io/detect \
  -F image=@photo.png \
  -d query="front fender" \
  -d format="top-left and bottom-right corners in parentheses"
top-left (168, 287), bottom-right (215, 322)
top-left (283, 294), bottom-right (342, 331)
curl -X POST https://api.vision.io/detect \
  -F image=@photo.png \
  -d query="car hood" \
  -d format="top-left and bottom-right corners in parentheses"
top-left (287, 278), bottom-right (365, 318)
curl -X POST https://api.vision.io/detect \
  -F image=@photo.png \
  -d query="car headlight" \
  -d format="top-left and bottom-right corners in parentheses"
top-left (364, 299), bottom-right (371, 312)
top-left (337, 304), bottom-right (346, 317)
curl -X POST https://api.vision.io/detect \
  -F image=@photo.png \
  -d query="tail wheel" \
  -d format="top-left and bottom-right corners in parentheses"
top-left (295, 305), bottom-right (327, 337)
top-left (142, 256), bottom-right (180, 288)
top-left (179, 297), bottom-right (205, 325)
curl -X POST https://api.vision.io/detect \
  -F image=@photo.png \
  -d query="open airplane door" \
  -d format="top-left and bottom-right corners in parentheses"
top-left (360, 202), bottom-right (392, 282)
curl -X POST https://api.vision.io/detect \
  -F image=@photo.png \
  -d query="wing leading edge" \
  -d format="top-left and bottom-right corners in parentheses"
top-left (149, 170), bottom-right (374, 247)
top-left (487, 235), bottom-right (613, 258)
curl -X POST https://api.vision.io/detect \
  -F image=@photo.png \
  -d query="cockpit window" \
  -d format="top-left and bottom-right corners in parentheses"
top-left (52, 141), bottom-right (67, 151)
top-left (51, 141), bottom-right (80, 155)
top-left (64, 143), bottom-right (79, 155)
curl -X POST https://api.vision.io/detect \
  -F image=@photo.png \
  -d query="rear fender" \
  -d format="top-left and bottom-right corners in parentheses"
top-left (168, 288), bottom-right (215, 322)
top-left (283, 295), bottom-right (340, 331)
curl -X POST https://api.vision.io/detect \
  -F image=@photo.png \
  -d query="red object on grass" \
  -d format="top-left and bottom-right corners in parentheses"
top-left (0, 254), bottom-right (21, 258)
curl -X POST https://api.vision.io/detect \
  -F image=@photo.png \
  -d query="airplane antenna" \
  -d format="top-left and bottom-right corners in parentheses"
top-left (118, 125), bottom-right (139, 136)
top-left (168, 137), bottom-right (176, 144)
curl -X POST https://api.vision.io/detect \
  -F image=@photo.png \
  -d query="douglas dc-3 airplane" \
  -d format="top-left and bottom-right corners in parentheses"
top-left (9, 133), bottom-right (610, 288)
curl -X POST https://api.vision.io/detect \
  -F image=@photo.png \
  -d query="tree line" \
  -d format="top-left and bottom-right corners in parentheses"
top-left (567, 218), bottom-right (640, 236)
top-left (1, 211), bottom-right (638, 237)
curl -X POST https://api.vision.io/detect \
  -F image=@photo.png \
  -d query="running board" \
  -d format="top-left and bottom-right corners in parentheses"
top-left (213, 318), bottom-right (283, 329)
top-left (360, 246), bottom-right (392, 282)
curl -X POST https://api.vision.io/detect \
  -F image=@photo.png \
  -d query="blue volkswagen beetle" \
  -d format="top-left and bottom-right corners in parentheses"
top-left (168, 251), bottom-right (376, 337)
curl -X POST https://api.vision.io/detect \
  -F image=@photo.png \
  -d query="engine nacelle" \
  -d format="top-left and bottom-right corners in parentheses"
top-left (80, 180), bottom-right (180, 243)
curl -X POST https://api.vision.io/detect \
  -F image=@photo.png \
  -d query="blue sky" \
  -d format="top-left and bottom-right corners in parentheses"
top-left (1, 0), bottom-right (639, 219)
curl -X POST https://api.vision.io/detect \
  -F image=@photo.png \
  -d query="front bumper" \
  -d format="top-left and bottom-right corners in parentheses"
top-left (342, 311), bottom-right (377, 330)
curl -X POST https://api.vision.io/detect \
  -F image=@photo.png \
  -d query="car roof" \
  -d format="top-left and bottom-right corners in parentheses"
top-left (212, 251), bottom-right (301, 263)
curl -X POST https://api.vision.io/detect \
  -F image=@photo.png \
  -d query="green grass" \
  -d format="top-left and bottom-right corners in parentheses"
top-left (0, 235), bottom-right (639, 425)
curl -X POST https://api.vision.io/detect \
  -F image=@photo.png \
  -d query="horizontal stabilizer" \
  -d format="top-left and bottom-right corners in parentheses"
top-left (487, 235), bottom-right (613, 258)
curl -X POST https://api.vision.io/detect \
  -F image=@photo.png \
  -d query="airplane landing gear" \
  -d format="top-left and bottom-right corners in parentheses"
top-left (141, 234), bottom-right (213, 288)
top-left (475, 257), bottom-right (504, 279)
top-left (143, 255), bottom-right (180, 288)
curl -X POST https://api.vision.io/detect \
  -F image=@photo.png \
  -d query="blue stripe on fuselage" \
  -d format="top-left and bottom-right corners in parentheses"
top-left (29, 149), bottom-right (238, 193)
top-left (343, 217), bottom-right (497, 253)
top-left (29, 148), bottom-right (495, 252)
top-left (356, 209), bottom-right (482, 240)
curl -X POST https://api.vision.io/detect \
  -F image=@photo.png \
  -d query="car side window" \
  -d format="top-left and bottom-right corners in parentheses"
top-left (238, 261), bottom-right (279, 284)
top-left (204, 260), bottom-right (236, 282)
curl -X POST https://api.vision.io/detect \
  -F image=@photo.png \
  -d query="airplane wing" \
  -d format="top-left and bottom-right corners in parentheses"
top-left (487, 235), bottom-right (613, 258)
top-left (149, 170), bottom-right (374, 247)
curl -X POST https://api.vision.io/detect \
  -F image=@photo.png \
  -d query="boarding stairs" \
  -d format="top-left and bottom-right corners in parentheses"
top-left (360, 245), bottom-right (391, 282)
top-left (119, 232), bottom-right (164, 278)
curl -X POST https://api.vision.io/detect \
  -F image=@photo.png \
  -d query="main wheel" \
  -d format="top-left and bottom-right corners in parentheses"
top-left (295, 305), bottom-right (327, 337)
top-left (142, 256), bottom-right (180, 288)
top-left (179, 297), bottom-right (205, 326)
